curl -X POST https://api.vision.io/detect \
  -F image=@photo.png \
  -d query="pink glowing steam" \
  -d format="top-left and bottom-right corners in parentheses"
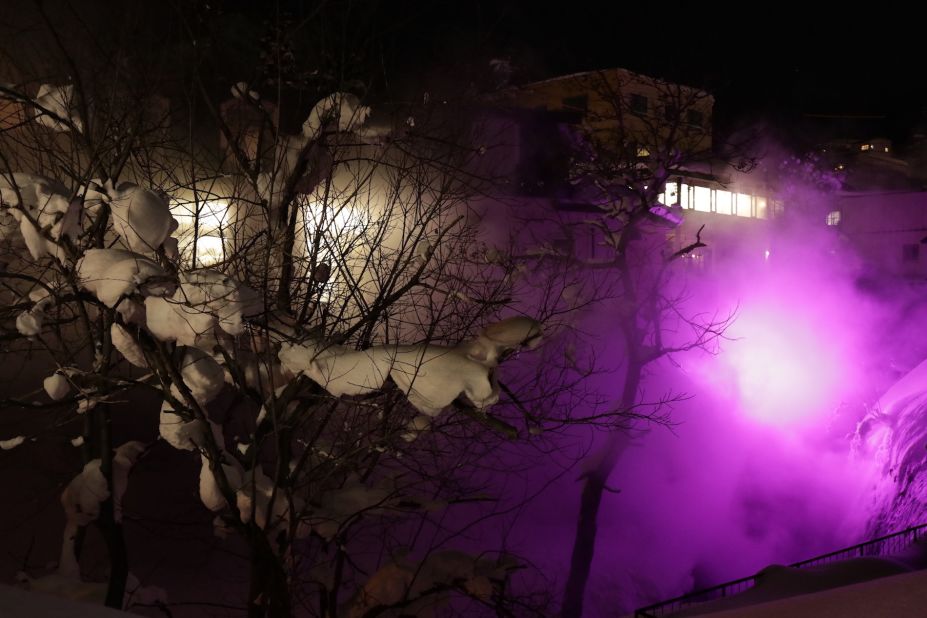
top-left (724, 306), bottom-right (845, 426)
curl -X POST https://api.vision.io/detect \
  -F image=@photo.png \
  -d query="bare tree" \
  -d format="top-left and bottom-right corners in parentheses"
top-left (0, 4), bottom-right (558, 616)
top-left (526, 70), bottom-right (738, 618)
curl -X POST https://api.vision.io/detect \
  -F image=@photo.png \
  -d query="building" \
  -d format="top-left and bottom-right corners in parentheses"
top-left (485, 67), bottom-right (780, 271)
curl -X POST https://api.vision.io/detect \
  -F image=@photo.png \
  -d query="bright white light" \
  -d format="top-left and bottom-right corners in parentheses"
top-left (195, 236), bottom-right (224, 266)
top-left (169, 198), bottom-right (230, 266)
top-left (736, 193), bottom-right (752, 217)
top-left (715, 190), bottom-right (733, 215)
top-left (731, 313), bottom-right (840, 425)
top-left (693, 185), bottom-right (711, 212)
top-left (756, 197), bottom-right (768, 219)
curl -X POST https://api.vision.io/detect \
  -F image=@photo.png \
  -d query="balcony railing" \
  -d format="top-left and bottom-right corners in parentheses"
top-left (634, 523), bottom-right (927, 617)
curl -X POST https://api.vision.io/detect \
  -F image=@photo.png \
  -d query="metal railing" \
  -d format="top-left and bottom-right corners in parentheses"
top-left (634, 523), bottom-right (927, 617)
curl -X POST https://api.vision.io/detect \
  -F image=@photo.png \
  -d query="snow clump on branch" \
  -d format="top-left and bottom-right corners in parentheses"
top-left (278, 317), bottom-right (542, 421)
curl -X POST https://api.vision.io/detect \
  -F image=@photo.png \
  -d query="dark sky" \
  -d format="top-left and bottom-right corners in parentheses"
top-left (8, 0), bottom-right (925, 146)
top-left (386, 1), bottom-right (927, 146)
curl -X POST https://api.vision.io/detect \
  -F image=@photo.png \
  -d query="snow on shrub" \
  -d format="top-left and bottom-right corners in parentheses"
top-left (76, 248), bottom-right (173, 308)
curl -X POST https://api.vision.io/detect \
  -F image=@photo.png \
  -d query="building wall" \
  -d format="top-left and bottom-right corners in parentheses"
top-left (834, 191), bottom-right (927, 278)
top-left (498, 67), bottom-right (714, 154)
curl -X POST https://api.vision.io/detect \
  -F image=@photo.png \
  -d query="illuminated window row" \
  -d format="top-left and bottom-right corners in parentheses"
top-left (659, 182), bottom-right (775, 219)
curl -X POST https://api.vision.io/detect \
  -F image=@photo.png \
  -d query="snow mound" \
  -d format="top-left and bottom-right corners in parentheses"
top-left (179, 347), bottom-right (225, 405)
top-left (458, 316), bottom-right (542, 366)
top-left (158, 402), bottom-right (210, 451)
top-left (302, 92), bottom-right (370, 139)
top-left (280, 341), bottom-right (499, 415)
top-left (110, 323), bottom-right (147, 367)
top-left (33, 84), bottom-right (82, 132)
top-left (146, 270), bottom-right (246, 348)
top-left (198, 453), bottom-right (243, 512)
top-left (1, 173), bottom-right (79, 260)
top-left (43, 373), bottom-right (69, 400)
top-left (60, 460), bottom-right (109, 528)
top-left (15, 309), bottom-right (43, 336)
top-left (77, 249), bottom-right (173, 308)
top-left (90, 181), bottom-right (174, 253)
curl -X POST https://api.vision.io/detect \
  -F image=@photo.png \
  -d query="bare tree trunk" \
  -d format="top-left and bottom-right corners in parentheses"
top-left (248, 531), bottom-right (291, 618)
top-left (561, 364), bottom-right (641, 618)
top-left (97, 406), bottom-right (129, 609)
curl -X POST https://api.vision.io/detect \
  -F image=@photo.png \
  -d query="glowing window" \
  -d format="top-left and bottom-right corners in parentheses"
top-left (715, 190), bottom-right (733, 215)
top-left (637, 146), bottom-right (651, 158)
top-left (755, 197), bottom-right (768, 219)
top-left (693, 186), bottom-right (711, 212)
top-left (678, 183), bottom-right (690, 209)
top-left (826, 210), bottom-right (841, 226)
top-left (662, 183), bottom-right (679, 206)
top-left (736, 193), bottom-right (753, 217)
top-left (194, 235), bottom-right (225, 266)
top-left (861, 144), bottom-right (871, 151)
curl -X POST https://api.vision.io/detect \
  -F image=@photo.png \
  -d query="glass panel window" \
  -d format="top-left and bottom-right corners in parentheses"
top-left (755, 197), bottom-right (768, 219)
top-left (715, 190), bottom-right (733, 215)
top-left (693, 186), bottom-right (711, 212)
top-left (678, 183), bottom-right (690, 209)
top-left (736, 193), bottom-right (753, 217)
top-left (630, 94), bottom-right (648, 115)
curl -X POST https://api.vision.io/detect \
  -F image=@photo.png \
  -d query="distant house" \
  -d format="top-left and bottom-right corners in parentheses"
top-left (481, 67), bottom-right (780, 271)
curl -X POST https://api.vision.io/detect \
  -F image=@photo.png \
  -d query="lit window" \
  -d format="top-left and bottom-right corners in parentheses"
top-left (736, 193), bottom-right (753, 217)
top-left (693, 186), bottom-right (711, 212)
top-left (195, 235), bottom-right (225, 266)
top-left (637, 146), bottom-right (651, 158)
top-left (826, 210), bottom-right (841, 226)
top-left (679, 183), bottom-right (690, 209)
top-left (861, 144), bottom-right (871, 151)
top-left (715, 190), bottom-right (733, 215)
top-left (884, 147), bottom-right (890, 153)
top-left (755, 197), bottom-right (768, 219)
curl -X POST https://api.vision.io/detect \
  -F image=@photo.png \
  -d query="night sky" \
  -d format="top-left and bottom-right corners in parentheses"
top-left (383, 1), bottom-right (927, 146)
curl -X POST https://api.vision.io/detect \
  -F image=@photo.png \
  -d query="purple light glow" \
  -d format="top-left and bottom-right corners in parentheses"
top-left (722, 304), bottom-right (846, 427)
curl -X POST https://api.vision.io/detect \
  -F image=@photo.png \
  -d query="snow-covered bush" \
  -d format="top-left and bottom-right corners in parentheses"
top-left (0, 35), bottom-right (550, 616)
